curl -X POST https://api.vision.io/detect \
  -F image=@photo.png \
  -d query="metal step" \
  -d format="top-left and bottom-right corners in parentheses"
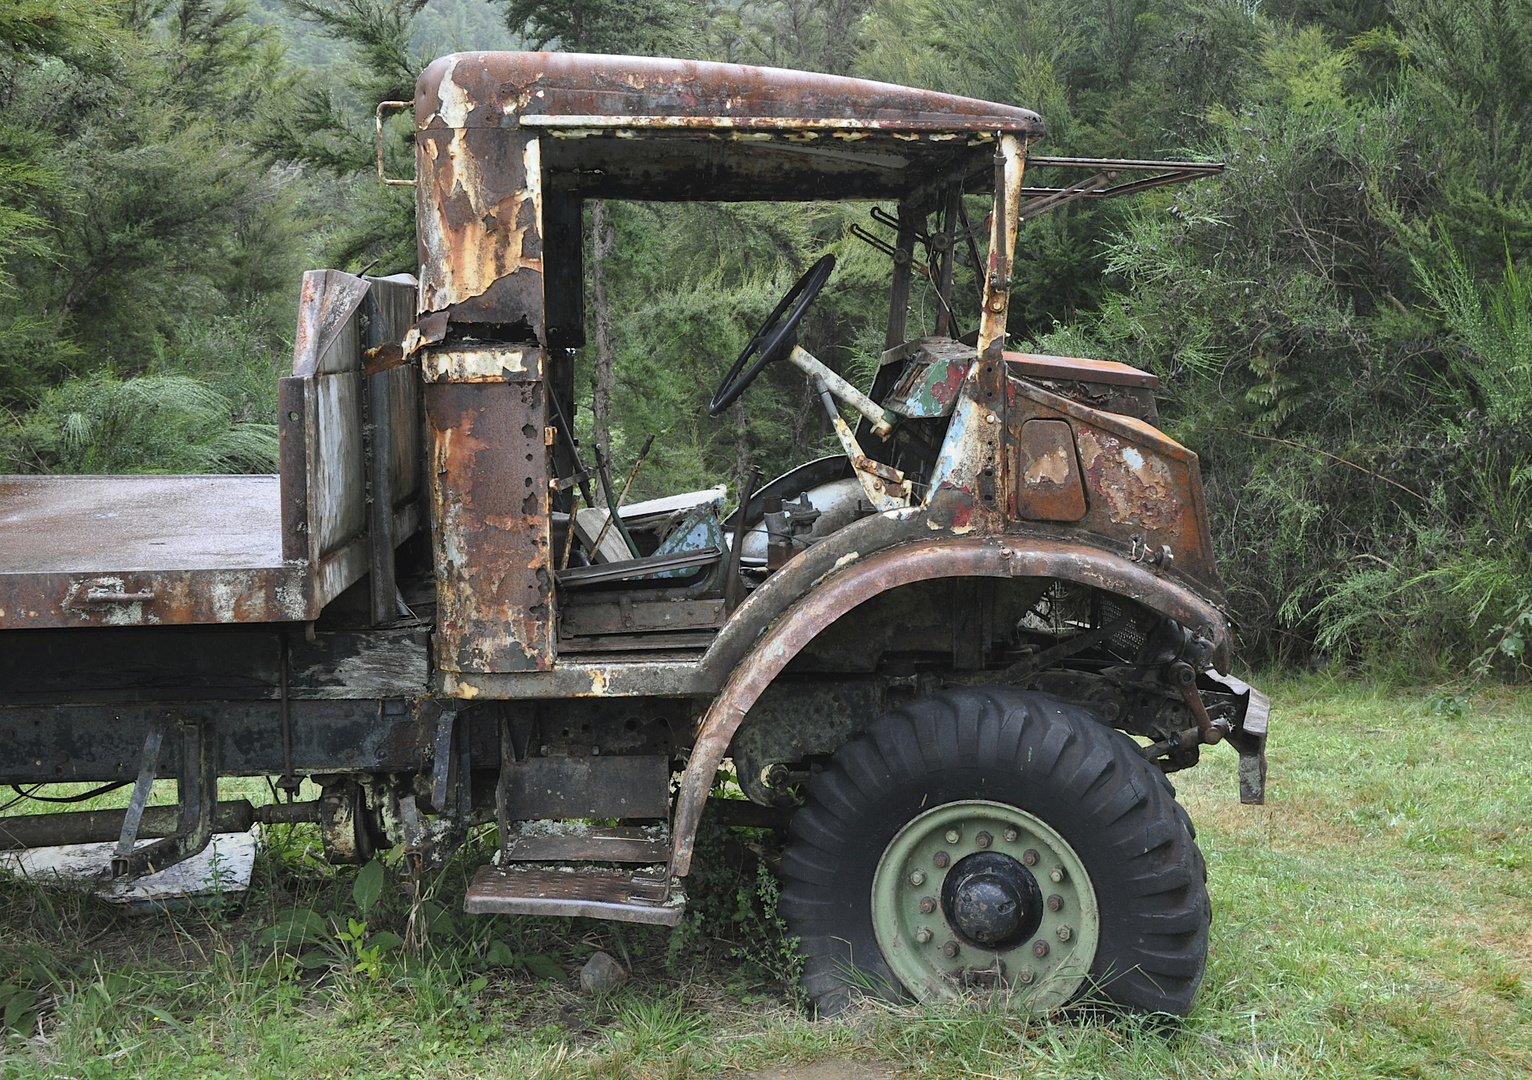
top-left (501, 823), bottom-right (670, 864)
top-left (464, 865), bottom-right (686, 925)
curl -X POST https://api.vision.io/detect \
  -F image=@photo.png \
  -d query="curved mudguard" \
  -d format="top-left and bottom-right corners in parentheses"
top-left (669, 529), bottom-right (1237, 877)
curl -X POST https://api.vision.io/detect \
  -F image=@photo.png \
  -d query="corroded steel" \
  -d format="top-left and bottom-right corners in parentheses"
top-left (416, 52), bottom-right (1043, 135)
top-left (413, 52), bottom-right (1045, 330)
top-left (1014, 419), bottom-right (1087, 522)
top-left (1006, 378), bottom-right (1222, 592)
top-left (0, 476), bottom-right (311, 629)
top-left (669, 534), bottom-right (1234, 877)
top-left (426, 350), bottom-right (554, 673)
top-left (464, 864), bottom-right (684, 925)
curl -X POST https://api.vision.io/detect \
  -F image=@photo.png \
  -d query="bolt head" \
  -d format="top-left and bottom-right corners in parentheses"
top-left (975, 831), bottom-right (992, 849)
top-left (1022, 848), bottom-right (1039, 866)
top-left (1017, 968), bottom-right (1036, 985)
top-left (1049, 866), bottom-right (1065, 883)
top-left (1057, 925), bottom-right (1073, 942)
top-left (942, 940), bottom-right (960, 958)
top-left (1047, 894), bottom-right (1064, 912)
top-left (915, 927), bottom-right (932, 944)
top-left (909, 869), bottom-right (926, 886)
top-left (1033, 940), bottom-right (1050, 958)
top-left (945, 829), bottom-right (961, 844)
top-left (1004, 828), bottom-right (1019, 843)
top-left (919, 896), bottom-right (937, 914)
top-left (932, 850), bottom-right (950, 869)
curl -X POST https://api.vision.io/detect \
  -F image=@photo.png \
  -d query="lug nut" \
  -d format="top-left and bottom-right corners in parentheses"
top-left (933, 850), bottom-right (950, 868)
top-left (1017, 968), bottom-right (1035, 985)
top-left (945, 829), bottom-right (961, 844)
top-left (942, 940), bottom-right (960, 958)
top-left (1004, 828), bottom-right (1019, 843)
top-left (909, 869), bottom-right (926, 886)
top-left (1033, 940), bottom-right (1050, 958)
top-left (919, 896), bottom-right (937, 914)
top-left (1057, 925), bottom-right (1073, 942)
top-left (974, 831), bottom-right (992, 849)
top-left (1047, 894), bottom-right (1064, 912)
top-left (1022, 849), bottom-right (1039, 866)
top-left (915, 927), bottom-right (932, 944)
top-left (1049, 866), bottom-right (1066, 883)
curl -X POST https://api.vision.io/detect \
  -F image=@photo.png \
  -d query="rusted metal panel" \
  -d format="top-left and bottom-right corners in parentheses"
top-left (1013, 419), bottom-right (1087, 522)
top-left (464, 865), bottom-right (684, 925)
top-left (502, 756), bottom-right (670, 819)
top-left (0, 476), bottom-right (313, 628)
top-left (311, 373), bottom-right (366, 557)
top-left (416, 52), bottom-right (1043, 135)
top-left (292, 270), bottom-right (370, 377)
top-left (422, 347), bottom-right (543, 383)
top-left (559, 597), bottom-right (726, 638)
top-left (415, 94), bottom-right (543, 330)
top-left (426, 372), bottom-right (553, 673)
top-left (501, 823), bottom-right (670, 863)
top-left (1006, 377), bottom-right (1223, 596)
top-left (412, 53), bottom-right (1044, 327)
top-left (669, 534), bottom-right (1234, 877)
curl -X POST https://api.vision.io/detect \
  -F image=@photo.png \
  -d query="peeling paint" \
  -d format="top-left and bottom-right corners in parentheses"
top-left (1076, 427), bottom-right (1181, 529)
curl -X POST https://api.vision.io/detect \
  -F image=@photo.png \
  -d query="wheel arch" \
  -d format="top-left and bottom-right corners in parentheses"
top-left (669, 534), bottom-right (1230, 876)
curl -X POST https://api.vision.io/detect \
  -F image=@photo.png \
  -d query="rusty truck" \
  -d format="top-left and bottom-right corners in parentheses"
top-left (0, 52), bottom-right (1267, 1017)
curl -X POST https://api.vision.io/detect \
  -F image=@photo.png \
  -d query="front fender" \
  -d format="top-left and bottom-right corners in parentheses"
top-left (669, 533), bottom-right (1231, 876)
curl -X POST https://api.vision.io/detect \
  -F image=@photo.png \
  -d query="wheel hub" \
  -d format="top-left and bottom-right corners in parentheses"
top-left (870, 800), bottom-right (1101, 1013)
top-left (941, 852), bottom-right (1042, 950)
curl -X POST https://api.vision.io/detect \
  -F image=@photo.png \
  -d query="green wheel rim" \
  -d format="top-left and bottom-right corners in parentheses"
top-left (870, 799), bottom-right (1100, 1012)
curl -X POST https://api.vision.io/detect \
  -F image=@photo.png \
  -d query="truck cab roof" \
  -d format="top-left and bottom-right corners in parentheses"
top-left (414, 51), bottom-right (1044, 203)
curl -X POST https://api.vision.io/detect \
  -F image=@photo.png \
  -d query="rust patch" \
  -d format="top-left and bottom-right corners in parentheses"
top-left (426, 374), bottom-right (552, 673)
top-left (1076, 427), bottom-right (1181, 529)
top-left (1014, 419), bottom-right (1086, 522)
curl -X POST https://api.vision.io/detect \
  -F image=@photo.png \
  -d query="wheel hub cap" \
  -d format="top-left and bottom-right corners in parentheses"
top-left (942, 852), bottom-right (1042, 950)
top-left (870, 800), bottom-right (1101, 1013)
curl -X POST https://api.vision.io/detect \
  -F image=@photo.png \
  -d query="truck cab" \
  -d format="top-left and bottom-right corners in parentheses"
top-left (0, 52), bottom-right (1265, 1017)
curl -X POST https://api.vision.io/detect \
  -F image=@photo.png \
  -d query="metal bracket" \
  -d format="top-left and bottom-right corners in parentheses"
top-left (375, 101), bottom-right (416, 187)
top-left (112, 713), bottom-right (217, 879)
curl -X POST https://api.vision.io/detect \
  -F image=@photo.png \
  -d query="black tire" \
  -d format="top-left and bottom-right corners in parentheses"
top-left (779, 687), bottom-right (1210, 1016)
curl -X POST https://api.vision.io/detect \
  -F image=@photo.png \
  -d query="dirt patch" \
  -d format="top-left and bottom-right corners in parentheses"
top-left (737, 1060), bottom-right (898, 1080)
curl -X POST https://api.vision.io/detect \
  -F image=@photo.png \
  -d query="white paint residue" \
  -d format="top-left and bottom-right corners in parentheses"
top-left (1122, 446), bottom-right (1146, 470)
top-left (433, 57), bottom-right (471, 127)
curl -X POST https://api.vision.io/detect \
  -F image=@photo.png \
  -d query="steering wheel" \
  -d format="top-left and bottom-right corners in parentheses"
top-left (709, 253), bottom-right (836, 416)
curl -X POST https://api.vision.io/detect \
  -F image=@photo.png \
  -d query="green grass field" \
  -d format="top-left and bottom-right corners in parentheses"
top-left (1, 675), bottom-right (1528, 1079)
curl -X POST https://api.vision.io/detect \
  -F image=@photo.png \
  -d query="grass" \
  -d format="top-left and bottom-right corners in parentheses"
top-left (0, 674), bottom-right (1529, 1078)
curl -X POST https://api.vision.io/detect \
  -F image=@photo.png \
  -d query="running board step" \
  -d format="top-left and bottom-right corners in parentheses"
top-left (464, 866), bottom-right (685, 925)
top-left (501, 823), bottom-right (670, 864)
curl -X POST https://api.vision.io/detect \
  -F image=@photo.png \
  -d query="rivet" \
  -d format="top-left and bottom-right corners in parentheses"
top-left (945, 829), bottom-right (961, 844)
top-left (975, 831), bottom-right (992, 849)
top-left (942, 940), bottom-right (960, 958)
top-left (1057, 925), bottom-right (1073, 942)
top-left (1004, 828), bottom-right (1019, 842)
top-left (933, 850), bottom-right (950, 869)
top-left (919, 896), bottom-right (937, 914)
top-left (1033, 940), bottom-right (1050, 958)
top-left (1022, 849), bottom-right (1039, 866)
top-left (1049, 867), bottom-right (1065, 883)
top-left (909, 869), bottom-right (926, 886)
top-left (1047, 894), bottom-right (1064, 912)
top-left (916, 927), bottom-right (932, 944)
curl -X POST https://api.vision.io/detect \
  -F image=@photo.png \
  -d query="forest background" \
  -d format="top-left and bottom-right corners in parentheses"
top-left (1, 0), bottom-right (1529, 678)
